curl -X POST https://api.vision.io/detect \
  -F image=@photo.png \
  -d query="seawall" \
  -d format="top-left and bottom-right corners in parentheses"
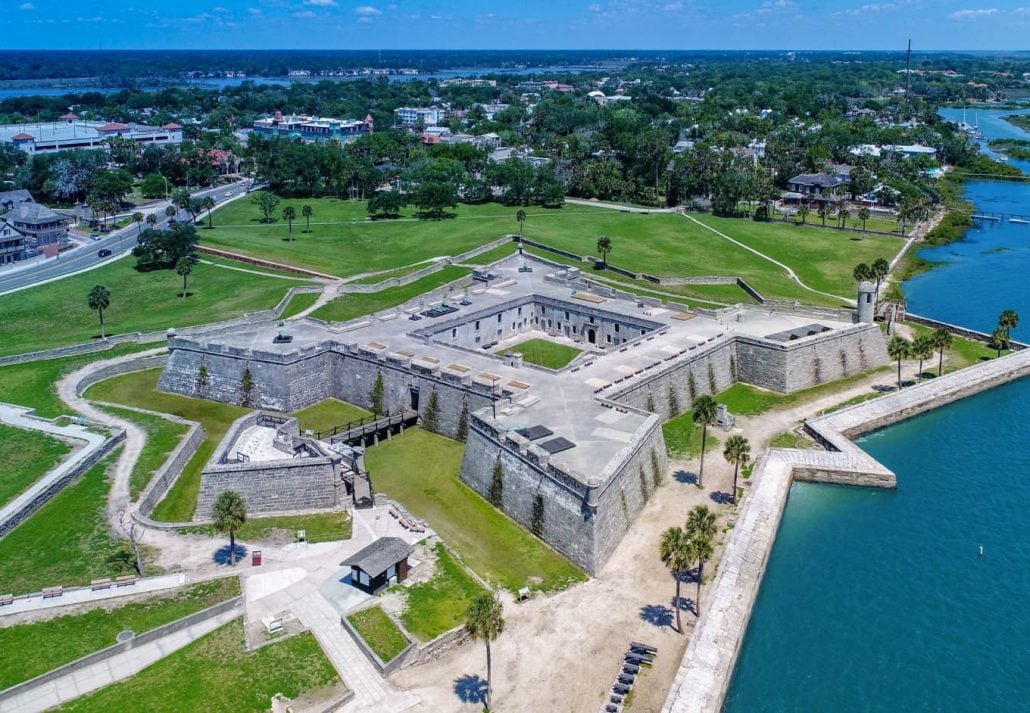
top-left (661, 346), bottom-right (1030, 713)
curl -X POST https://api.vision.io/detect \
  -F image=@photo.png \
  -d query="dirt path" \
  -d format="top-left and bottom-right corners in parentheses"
top-left (55, 347), bottom-right (167, 531)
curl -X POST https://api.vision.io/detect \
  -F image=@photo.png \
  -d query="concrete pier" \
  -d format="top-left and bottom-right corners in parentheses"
top-left (662, 346), bottom-right (1030, 713)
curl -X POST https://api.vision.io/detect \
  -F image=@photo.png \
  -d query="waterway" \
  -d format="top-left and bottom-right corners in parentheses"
top-left (725, 110), bottom-right (1030, 710)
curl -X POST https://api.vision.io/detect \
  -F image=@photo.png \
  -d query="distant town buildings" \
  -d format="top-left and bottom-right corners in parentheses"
top-left (251, 111), bottom-right (373, 143)
top-left (0, 117), bottom-right (183, 155)
top-left (0, 189), bottom-right (67, 262)
top-left (393, 106), bottom-right (446, 127)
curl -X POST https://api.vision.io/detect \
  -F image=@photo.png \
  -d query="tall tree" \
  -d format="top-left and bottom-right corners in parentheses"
top-left (989, 326), bottom-right (1008, 357)
top-left (723, 435), bottom-right (751, 505)
top-left (302, 204), bottom-right (313, 233)
top-left (465, 593), bottom-right (505, 711)
top-left (212, 490), bottom-right (248, 566)
top-left (282, 205), bottom-right (296, 241)
top-left (660, 526), bottom-right (693, 633)
top-left (858, 206), bottom-right (871, 231)
top-left (932, 327), bottom-right (953, 377)
top-left (596, 235), bottom-right (613, 269)
top-left (853, 262), bottom-right (872, 284)
top-left (692, 533), bottom-right (714, 614)
top-left (871, 257), bottom-right (891, 294)
top-left (516, 208), bottom-right (527, 237)
top-left (911, 334), bottom-right (935, 379)
top-left (692, 395), bottom-right (718, 489)
top-left (686, 505), bottom-right (717, 614)
top-left (998, 310), bottom-right (1020, 343)
top-left (87, 284), bottom-right (111, 339)
top-left (797, 204), bottom-right (809, 225)
top-left (176, 256), bottom-right (193, 298)
top-left (132, 211), bottom-right (144, 235)
top-left (887, 335), bottom-right (911, 390)
top-left (201, 196), bottom-right (216, 229)
top-left (145, 213), bottom-right (158, 230)
top-left (251, 192), bottom-right (280, 224)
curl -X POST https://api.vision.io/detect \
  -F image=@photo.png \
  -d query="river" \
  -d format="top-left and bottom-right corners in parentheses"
top-left (725, 108), bottom-right (1030, 711)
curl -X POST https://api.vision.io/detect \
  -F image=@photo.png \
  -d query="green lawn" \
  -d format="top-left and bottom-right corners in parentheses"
top-left (0, 343), bottom-right (158, 419)
top-left (662, 410), bottom-right (720, 459)
top-left (183, 511), bottom-right (351, 544)
top-left (58, 622), bottom-right (341, 713)
top-left (83, 369), bottom-right (249, 522)
top-left (0, 452), bottom-right (152, 594)
top-left (0, 578), bottom-right (240, 689)
top-left (346, 607), bottom-right (409, 663)
top-left (207, 195), bottom-right (902, 307)
top-left (99, 406), bottom-right (189, 500)
top-left (291, 398), bottom-right (372, 434)
top-left (310, 266), bottom-right (471, 323)
top-left (499, 338), bottom-right (582, 370)
top-left (399, 543), bottom-right (486, 642)
top-left (716, 368), bottom-right (891, 417)
top-left (0, 424), bottom-right (71, 509)
top-left (908, 323), bottom-right (1005, 374)
top-left (0, 257), bottom-right (311, 357)
top-left (769, 431), bottom-right (815, 449)
top-left (363, 428), bottom-right (586, 593)
top-left (278, 290), bottom-right (320, 319)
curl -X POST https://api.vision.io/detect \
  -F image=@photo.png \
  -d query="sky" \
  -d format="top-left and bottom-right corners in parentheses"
top-left (8, 0), bottom-right (1030, 51)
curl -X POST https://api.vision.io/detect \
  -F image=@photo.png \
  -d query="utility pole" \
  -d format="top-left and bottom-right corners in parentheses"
top-left (905, 39), bottom-right (912, 118)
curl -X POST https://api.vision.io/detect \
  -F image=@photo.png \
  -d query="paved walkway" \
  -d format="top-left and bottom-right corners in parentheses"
top-left (0, 403), bottom-right (110, 533)
top-left (0, 573), bottom-right (189, 617)
top-left (0, 603), bottom-right (243, 713)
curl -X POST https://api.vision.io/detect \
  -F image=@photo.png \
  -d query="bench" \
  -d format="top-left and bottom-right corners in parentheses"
top-left (42, 586), bottom-right (63, 599)
top-left (409, 522), bottom-right (426, 533)
top-left (0, 594), bottom-right (13, 606)
top-left (388, 507), bottom-right (400, 519)
top-left (91, 578), bottom-right (112, 591)
top-left (398, 518), bottom-right (412, 530)
top-left (115, 575), bottom-right (137, 587)
top-left (630, 641), bottom-right (657, 654)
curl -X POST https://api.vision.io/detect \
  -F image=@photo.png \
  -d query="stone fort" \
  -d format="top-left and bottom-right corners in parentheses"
top-left (158, 255), bottom-right (888, 574)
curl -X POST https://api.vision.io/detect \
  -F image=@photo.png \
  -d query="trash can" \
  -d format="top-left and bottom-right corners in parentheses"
top-left (252, 550), bottom-right (262, 567)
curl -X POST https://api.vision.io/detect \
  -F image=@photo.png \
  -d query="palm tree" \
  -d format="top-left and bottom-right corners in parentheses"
top-left (212, 490), bottom-right (248, 566)
top-left (302, 204), bottom-right (313, 233)
top-left (596, 235), bottom-right (613, 269)
top-left (691, 534), bottom-right (714, 614)
top-left (202, 196), bottom-right (216, 229)
top-left (87, 284), bottom-right (111, 339)
top-left (990, 326), bottom-right (1008, 357)
top-left (723, 435), bottom-right (751, 505)
top-left (660, 526), bottom-right (693, 633)
top-left (516, 208), bottom-right (527, 237)
top-left (932, 327), bottom-right (953, 377)
top-left (282, 206), bottom-right (296, 241)
top-left (838, 206), bottom-right (850, 230)
top-left (176, 256), bottom-right (193, 298)
top-left (911, 334), bottom-right (935, 379)
top-left (858, 206), bottom-right (871, 231)
top-left (686, 505), bottom-right (717, 613)
top-left (797, 204), bottom-right (809, 225)
top-left (165, 205), bottom-right (176, 220)
top-left (853, 262), bottom-right (872, 284)
top-left (692, 394), bottom-right (718, 489)
top-left (132, 211), bottom-right (144, 235)
top-left (998, 310), bottom-right (1019, 342)
top-left (465, 593), bottom-right (505, 710)
top-left (871, 258), bottom-right (890, 294)
top-left (818, 203), bottom-right (828, 227)
top-left (145, 213), bottom-right (158, 230)
top-left (887, 335), bottom-right (910, 390)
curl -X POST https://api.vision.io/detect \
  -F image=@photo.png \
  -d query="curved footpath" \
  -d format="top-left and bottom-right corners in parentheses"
top-left (662, 345), bottom-right (1030, 713)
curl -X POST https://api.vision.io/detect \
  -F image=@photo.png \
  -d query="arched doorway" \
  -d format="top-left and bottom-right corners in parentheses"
top-left (587, 328), bottom-right (596, 345)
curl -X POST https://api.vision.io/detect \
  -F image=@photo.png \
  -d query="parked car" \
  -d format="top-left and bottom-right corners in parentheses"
top-left (97, 249), bottom-right (112, 257)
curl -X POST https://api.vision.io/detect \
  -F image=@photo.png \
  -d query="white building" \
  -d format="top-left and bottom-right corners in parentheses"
top-left (0, 116), bottom-right (183, 155)
top-left (394, 107), bottom-right (445, 127)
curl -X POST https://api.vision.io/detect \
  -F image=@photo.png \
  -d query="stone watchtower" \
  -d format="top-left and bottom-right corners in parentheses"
top-left (857, 281), bottom-right (876, 323)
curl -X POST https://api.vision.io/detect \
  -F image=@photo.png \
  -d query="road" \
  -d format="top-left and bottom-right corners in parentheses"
top-left (0, 180), bottom-right (252, 295)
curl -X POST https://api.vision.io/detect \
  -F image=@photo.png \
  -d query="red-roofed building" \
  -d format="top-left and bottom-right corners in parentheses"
top-left (162, 122), bottom-right (183, 130)
top-left (97, 123), bottom-right (130, 135)
top-left (60, 113), bottom-right (79, 122)
top-left (11, 133), bottom-right (34, 141)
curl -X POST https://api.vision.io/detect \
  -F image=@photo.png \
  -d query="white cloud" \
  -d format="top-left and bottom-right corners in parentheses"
top-left (355, 5), bottom-right (381, 15)
top-left (588, 3), bottom-right (601, 10)
top-left (212, 5), bottom-right (229, 12)
top-left (303, 0), bottom-right (336, 6)
top-left (247, 6), bottom-right (262, 13)
top-left (949, 7), bottom-right (998, 19)
top-left (294, 10), bottom-right (317, 17)
top-left (18, 2), bottom-right (34, 8)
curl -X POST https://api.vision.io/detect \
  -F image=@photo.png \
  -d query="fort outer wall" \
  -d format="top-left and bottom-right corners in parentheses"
top-left (458, 408), bottom-right (668, 575)
top-left (157, 340), bottom-right (498, 442)
top-left (607, 322), bottom-right (888, 419)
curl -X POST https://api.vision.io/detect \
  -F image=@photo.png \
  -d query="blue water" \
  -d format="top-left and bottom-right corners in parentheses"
top-left (725, 109), bottom-right (1030, 711)
top-left (724, 381), bottom-right (1030, 712)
